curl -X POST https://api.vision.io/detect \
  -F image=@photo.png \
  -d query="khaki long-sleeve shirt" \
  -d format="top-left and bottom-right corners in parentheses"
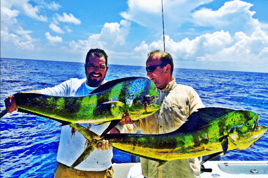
top-left (122, 78), bottom-right (204, 178)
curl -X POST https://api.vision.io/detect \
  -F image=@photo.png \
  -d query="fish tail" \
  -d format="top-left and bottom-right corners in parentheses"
top-left (68, 124), bottom-right (101, 169)
top-left (69, 143), bottom-right (97, 170)
top-left (69, 123), bottom-right (98, 141)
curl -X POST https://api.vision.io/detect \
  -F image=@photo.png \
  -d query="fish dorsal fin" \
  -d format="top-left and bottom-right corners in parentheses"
top-left (14, 92), bottom-right (46, 103)
top-left (14, 92), bottom-right (71, 104)
top-left (174, 107), bottom-right (235, 134)
top-left (89, 77), bottom-right (147, 94)
top-left (100, 120), bottom-right (121, 138)
top-left (200, 152), bottom-right (223, 165)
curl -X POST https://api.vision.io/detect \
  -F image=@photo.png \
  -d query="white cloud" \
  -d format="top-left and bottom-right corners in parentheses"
top-left (1, 7), bottom-right (20, 26)
top-left (134, 41), bottom-right (149, 52)
top-left (56, 13), bottom-right (81, 25)
top-left (22, 2), bottom-right (47, 21)
top-left (45, 32), bottom-right (62, 43)
top-left (121, 0), bottom-right (213, 29)
top-left (68, 20), bottom-right (131, 51)
top-left (212, 27), bottom-right (268, 62)
top-left (1, 0), bottom-right (41, 52)
top-left (1, 27), bottom-right (36, 50)
top-left (134, 31), bottom-right (233, 60)
top-left (45, 1), bottom-right (61, 10)
top-left (192, 0), bottom-right (260, 35)
top-left (14, 26), bottom-right (32, 35)
top-left (127, 0), bottom-right (162, 14)
top-left (122, 0), bottom-right (267, 40)
top-left (65, 26), bottom-right (72, 33)
top-left (49, 23), bottom-right (64, 34)
top-left (134, 27), bottom-right (268, 63)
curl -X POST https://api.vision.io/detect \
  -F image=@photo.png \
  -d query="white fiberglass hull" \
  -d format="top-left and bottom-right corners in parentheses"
top-left (113, 161), bottom-right (268, 178)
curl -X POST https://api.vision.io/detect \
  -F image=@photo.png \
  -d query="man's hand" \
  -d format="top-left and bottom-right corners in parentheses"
top-left (121, 112), bottom-right (135, 124)
top-left (5, 95), bottom-right (17, 113)
top-left (97, 139), bottom-right (112, 150)
top-left (95, 112), bottom-right (138, 150)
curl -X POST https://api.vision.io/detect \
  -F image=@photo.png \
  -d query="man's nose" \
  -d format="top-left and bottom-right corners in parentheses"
top-left (93, 66), bottom-right (101, 71)
top-left (147, 72), bottom-right (153, 79)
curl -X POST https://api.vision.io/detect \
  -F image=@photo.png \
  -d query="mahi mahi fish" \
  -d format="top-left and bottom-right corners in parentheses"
top-left (70, 107), bottom-right (268, 168)
top-left (2, 77), bottom-right (161, 136)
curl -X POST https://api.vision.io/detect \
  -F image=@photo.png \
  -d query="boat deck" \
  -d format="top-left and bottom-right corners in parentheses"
top-left (113, 161), bottom-right (268, 178)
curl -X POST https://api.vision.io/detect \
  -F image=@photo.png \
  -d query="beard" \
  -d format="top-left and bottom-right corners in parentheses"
top-left (86, 73), bottom-right (104, 87)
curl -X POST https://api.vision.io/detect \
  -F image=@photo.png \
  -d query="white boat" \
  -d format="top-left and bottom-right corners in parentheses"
top-left (113, 161), bottom-right (268, 178)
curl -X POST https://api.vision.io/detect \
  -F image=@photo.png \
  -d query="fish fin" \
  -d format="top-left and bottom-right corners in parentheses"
top-left (89, 77), bottom-right (147, 94)
top-left (157, 161), bottom-right (167, 167)
top-left (0, 109), bottom-right (7, 118)
top-left (101, 101), bottom-right (125, 107)
top-left (110, 146), bottom-right (169, 164)
top-left (17, 108), bottom-right (71, 126)
top-left (95, 101), bottom-right (125, 114)
top-left (219, 136), bottom-right (228, 154)
top-left (175, 107), bottom-right (235, 134)
top-left (200, 152), bottom-right (223, 165)
top-left (61, 122), bottom-right (71, 126)
top-left (100, 120), bottom-right (121, 138)
top-left (69, 144), bottom-right (97, 170)
top-left (228, 136), bottom-right (238, 147)
top-left (95, 121), bottom-right (110, 126)
top-left (69, 123), bottom-right (98, 142)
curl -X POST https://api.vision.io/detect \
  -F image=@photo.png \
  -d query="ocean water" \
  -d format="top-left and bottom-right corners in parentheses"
top-left (1, 58), bottom-right (268, 177)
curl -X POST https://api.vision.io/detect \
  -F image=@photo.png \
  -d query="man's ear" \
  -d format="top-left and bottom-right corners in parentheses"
top-left (165, 64), bottom-right (171, 74)
top-left (106, 65), bottom-right (109, 72)
top-left (84, 64), bottom-right (87, 71)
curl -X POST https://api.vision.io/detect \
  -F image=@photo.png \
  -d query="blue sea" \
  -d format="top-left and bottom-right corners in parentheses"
top-left (1, 58), bottom-right (268, 178)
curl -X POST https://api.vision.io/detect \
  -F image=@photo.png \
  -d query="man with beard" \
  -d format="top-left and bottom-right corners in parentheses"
top-left (5, 49), bottom-right (115, 178)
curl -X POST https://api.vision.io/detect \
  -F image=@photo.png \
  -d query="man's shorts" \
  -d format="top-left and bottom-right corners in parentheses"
top-left (54, 162), bottom-right (113, 178)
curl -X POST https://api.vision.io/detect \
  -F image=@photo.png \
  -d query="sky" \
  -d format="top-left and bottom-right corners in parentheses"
top-left (1, 0), bottom-right (268, 73)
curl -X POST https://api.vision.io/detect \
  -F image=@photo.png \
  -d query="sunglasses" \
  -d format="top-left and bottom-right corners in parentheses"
top-left (146, 63), bottom-right (166, 73)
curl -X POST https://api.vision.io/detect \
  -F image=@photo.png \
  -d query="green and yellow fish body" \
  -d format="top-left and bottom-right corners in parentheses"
top-left (103, 108), bottom-right (267, 161)
top-left (13, 77), bottom-right (160, 124)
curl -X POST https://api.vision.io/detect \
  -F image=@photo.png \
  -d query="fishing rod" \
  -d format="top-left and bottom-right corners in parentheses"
top-left (161, 0), bottom-right (166, 51)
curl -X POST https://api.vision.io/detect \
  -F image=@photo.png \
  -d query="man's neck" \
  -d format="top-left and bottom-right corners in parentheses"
top-left (86, 80), bottom-right (103, 88)
top-left (157, 77), bottom-right (173, 90)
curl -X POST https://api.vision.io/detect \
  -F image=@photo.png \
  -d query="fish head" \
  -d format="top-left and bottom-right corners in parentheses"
top-left (234, 125), bottom-right (268, 150)
top-left (229, 111), bottom-right (268, 150)
top-left (228, 111), bottom-right (259, 135)
top-left (126, 78), bottom-right (160, 120)
top-left (238, 111), bottom-right (259, 133)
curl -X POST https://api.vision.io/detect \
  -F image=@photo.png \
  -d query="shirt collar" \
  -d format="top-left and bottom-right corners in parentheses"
top-left (158, 78), bottom-right (176, 93)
